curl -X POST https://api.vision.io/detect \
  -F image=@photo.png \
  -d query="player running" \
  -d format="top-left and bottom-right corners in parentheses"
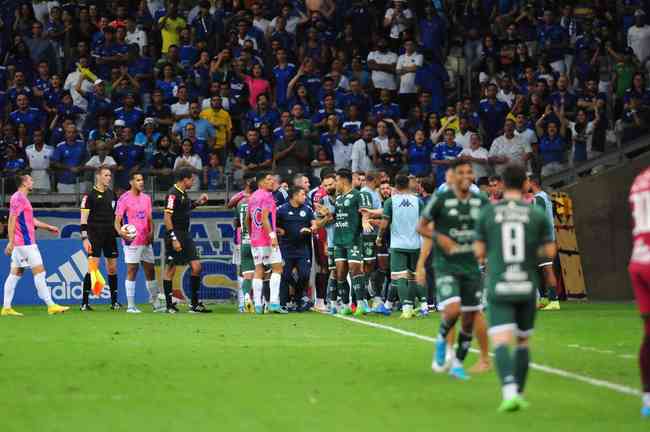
top-left (628, 167), bottom-right (650, 418)
top-left (2, 173), bottom-right (69, 316)
top-left (332, 168), bottom-right (372, 316)
top-left (80, 167), bottom-right (120, 311)
top-left (114, 172), bottom-right (163, 313)
top-left (416, 159), bottom-right (489, 380)
top-left (474, 164), bottom-right (556, 412)
top-left (529, 175), bottom-right (560, 311)
top-left (163, 169), bottom-right (211, 313)
top-left (247, 172), bottom-right (284, 314)
top-left (375, 174), bottom-right (424, 319)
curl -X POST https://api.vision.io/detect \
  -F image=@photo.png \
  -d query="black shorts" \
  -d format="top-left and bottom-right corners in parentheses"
top-left (88, 227), bottom-right (118, 258)
top-left (165, 234), bottom-right (199, 266)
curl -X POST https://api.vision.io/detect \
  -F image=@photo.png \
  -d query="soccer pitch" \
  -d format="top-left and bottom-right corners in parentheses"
top-left (0, 302), bottom-right (643, 431)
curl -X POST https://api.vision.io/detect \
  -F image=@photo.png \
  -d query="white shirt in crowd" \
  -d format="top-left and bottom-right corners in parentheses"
top-left (514, 127), bottom-right (538, 171)
top-left (455, 130), bottom-right (472, 150)
top-left (171, 101), bottom-right (190, 117)
top-left (25, 144), bottom-right (54, 191)
top-left (459, 146), bottom-right (489, 179)
top-left (497, 89), bottom-right (516, 107)
top-left (367, 50), bottom-right (398, 91)
top-left (85, 154), bottom-right (117, 170)
top-left (269, 15), bottom-right (301, 34)
top-left (351, 138), bottom-right (377, 173)
top-left (174, 154), bottom-right (202, 191)
top-left (489, 133), bottom-right (530, 175)
top-left (64, 69), bottom-right (92, 111)
top-left (384, 7), bottom-right (413, 40)
top-left (628, 24), bottom-right (650, 63)
top-left (253, 17), bottom-right (271, 34)
top-left (372, 135), bottom-right (390, 155)
top-left (331, 139), bottom-right (352, 170)
top-left (201, 97), bottom-right (230, 111)
top-left (396, 52), bottom-right (423, 94)
top-left (126, 28), bottom-right (148, 55)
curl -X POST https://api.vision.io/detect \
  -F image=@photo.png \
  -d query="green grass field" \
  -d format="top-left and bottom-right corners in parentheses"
top-left (0, 302), bottom-right (645, 431)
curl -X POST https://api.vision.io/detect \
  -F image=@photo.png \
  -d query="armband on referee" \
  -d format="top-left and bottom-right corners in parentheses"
top-left (80, 224), bottom-right (88, 240)
top-left (168, 230), bottom-right (178, 241)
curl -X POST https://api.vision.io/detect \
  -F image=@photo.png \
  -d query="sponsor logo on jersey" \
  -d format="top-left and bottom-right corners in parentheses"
top-left (398, 199), bottom-right (413, 208)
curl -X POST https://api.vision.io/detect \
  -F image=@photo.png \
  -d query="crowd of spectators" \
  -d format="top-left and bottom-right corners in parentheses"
top-left (0, 0), bottom-right (649, 198)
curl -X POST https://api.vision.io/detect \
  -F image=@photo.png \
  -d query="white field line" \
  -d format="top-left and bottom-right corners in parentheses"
top-left (567, 344), bottom-right (636, 360)
top-left (332, 314), bottom-right (641, 397)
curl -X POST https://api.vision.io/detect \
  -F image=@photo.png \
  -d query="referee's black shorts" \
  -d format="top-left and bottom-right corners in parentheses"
top-left (88, 227), bottom-right (119, 259)
top-left (165, 233), bottom-right (199, 265)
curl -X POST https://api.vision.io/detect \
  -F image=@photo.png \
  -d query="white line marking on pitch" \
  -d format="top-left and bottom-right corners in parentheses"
top-left (332, 314), bottom-right (641, 397)
top-left (567, 344), bottom-right (635, 360)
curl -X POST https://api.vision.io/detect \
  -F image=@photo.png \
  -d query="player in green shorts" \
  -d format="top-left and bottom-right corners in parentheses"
top-left (416, 159), bottom-right (489, 380)
top-left (375, 174), bottom-right (425, 319)
top-left (331, 168), bottom-right (371, 316)
top-left (474, 164), bottom-right (556, 412)
top-left (236, 182), bottom-right (256, 313)
top-left (360, 172), bottom-right (383, 307)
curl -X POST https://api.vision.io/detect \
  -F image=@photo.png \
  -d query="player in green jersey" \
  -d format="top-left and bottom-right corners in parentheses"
top-left (416, 159), bottom-right (489, 380)
top-left (474, 164), bottom-right (556, 412)
top-left (232, 175), bottom-right (257, 313)
top-left (528, 175), bottom-right (560, 311)
top-left (360, 172), bottom-right (383, 308)
top-left (375, 174), bottom-right (425, 319)
top-left (332, 168), bottom-right (372, 316)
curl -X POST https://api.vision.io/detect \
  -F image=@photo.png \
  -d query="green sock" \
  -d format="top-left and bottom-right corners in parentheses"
top-left (395, 278), bottom-right (412, 306)
top-left (352, 275), bottom-right (367, 303)
top-left (411, 279), bottom-right (426, 304)
top-left (494, 345), bottom-right (516, 387)
top-left (513, 346), bottom-right (530, 394)
top-left (455, 331), bottom-right (473, 362)
top-left (547, 285), bottom-right (558, 301)
top-left (337, 280), bottom-right (350, 304)
top-left (242, 279), bottom-right (252, 296)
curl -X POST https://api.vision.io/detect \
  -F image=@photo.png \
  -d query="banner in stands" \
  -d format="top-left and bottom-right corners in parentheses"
top-left (0, 209), bottom-right (237, 305)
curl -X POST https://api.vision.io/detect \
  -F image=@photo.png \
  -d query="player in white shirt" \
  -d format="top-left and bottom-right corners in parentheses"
top-left (24, 129), bottom-right (54, 192)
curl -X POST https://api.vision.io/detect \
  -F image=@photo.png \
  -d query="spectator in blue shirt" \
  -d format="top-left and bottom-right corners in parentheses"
top-left (173, 101), bottom-right (216, 142)
top-left (431, 128), bottom-right (463, 186)
top-left (9, 94), bottom-right (45, 135)
top-left (312, 94), bottom-right (345, 131)
top-left (538, 9), bottom-right (568, 75)
top-left (342, 78), bottom-right (372, 118)
top-left (407, 129), bottom-right (433, 177)
top-left (415, 59), bottom-right (449, 115)
top-left (535, 105), bottom-right (568, 177)
top-left (114, 93), bottom-right (145, 130)
top-left (112, 127), bottom-right (145, 192)
top-left (51, 124), bottom-right (88, 193)
top-left (371, 89), bottom-right (401, 123)
top-left (245, 94), bottom-right (281, 131)
top-left (233, 129), bottom-right (273, 175)
top-left (479, 83), bottom-right (509, 149)
top-left (134, 117), bottom-right (161, 161)
top-left (418, 5), bottom-right (447, 61)
top-left (272, 48), bottom-right (296, 109)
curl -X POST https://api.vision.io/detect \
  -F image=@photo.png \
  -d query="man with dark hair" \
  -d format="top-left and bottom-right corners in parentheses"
top-left (314, 173), bottom-right (339, 313)
top-left (163, 169), bottom-right (210, 313)
top-left (2, 173), bottom-right (69, 316)
top-left (277, 186), bottom-right (315, 311)
top-left (234, 174), bottom-right (258, 313)
top-left (376, 174), bottom-right (425, 318)
top-left (329, 168), bottom-right (372, 315)
top-left (416, 159), bottom-right (489, 380)
top-left (115, 171), bottom-right (162, 313)
top-left (79, 167), bottom-right (120, 311)
top-left (474, 163), bottom-right (556, 412)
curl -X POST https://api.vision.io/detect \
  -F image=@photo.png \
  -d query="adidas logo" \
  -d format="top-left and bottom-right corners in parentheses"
top-left (46, 250), bottom-right (111, 301)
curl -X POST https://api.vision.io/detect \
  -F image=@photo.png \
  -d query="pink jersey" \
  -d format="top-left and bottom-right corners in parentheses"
top-left (9, 191), bottom-right (35, 246)
top-left (630, 167), bottom-right (650, 265)
top-left (115, 191), bottom-right (152, 246)
top-left (248, 189), bottom-right (276, 247)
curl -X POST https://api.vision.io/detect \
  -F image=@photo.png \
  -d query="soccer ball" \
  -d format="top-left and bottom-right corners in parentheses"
top-left (122, 224), bottom-right (137, 240)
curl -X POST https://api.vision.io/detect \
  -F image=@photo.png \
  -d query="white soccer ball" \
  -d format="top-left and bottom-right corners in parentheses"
top-left (122, 224), bottom-right (137, 240)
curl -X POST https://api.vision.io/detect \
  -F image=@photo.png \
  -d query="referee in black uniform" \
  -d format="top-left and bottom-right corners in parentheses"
top-left (163, 169), bottom-right (211, 313)
top-left (80, 166), bottom-right (120, 310)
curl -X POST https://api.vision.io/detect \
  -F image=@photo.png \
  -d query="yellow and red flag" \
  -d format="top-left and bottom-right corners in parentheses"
top-left (88, 260), bottom-right (106, 296)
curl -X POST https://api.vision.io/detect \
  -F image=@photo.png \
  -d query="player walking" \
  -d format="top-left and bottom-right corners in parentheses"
top-left (163, 169), bottom-right (211, 313)
top-left (376, 174), bottom-right (424, 319)
top-left (114, 172), bottom-right (163, 313)
top-left (2, 173), bottom-right (69, 316)
top-left (80, 167), bottom-right (120, 310)
top-left (529, 175), bottom-right (560, 311)
top-left (628, 167), bottom-right (650, 418)
top-left (247, 172), bottom-right (284, 314)
top-left (474, 164), bottom-right (556, 412)
top-left (416, 159), bottom-right (489, 380)
top-left (332, 168), bottom-right (371, 316)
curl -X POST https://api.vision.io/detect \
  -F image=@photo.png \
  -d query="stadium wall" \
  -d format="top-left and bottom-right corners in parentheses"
top-left (563, 153), bottom-right (650, 301)
top-left (0, 209), bottom-right (237, 305)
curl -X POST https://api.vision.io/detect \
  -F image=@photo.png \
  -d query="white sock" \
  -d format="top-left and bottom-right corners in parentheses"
top-left (502, 383), bottom-right (518, 401)
top-left (125, 280), bottom-right (136, 308)
top-left (451, 357), bottom-right (463, 369)
top-left (270, 272), bottom-right (281, 304)
top-left (373, 296), bottom-right (383, 306)
top-left (34, 272), bottom-right (54, 306)
top-left (644, 393), bottom-right (650, 407)
top-left (237, 279), bottom-right (244, 307)
top-left (402, 304), bottom-right (413, 314)
top-left (3, 274), bottom-right (21, 308)
top-left (253, 278), bottom-right (263, 306)
top-left (385, 300), bottom-right (393, 310)
top-left (145, 280), bottom-right (159, 306)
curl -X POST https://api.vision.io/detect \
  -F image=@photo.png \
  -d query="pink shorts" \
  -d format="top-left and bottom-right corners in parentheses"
top-left (630, 262), bottom-right (650, 315)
